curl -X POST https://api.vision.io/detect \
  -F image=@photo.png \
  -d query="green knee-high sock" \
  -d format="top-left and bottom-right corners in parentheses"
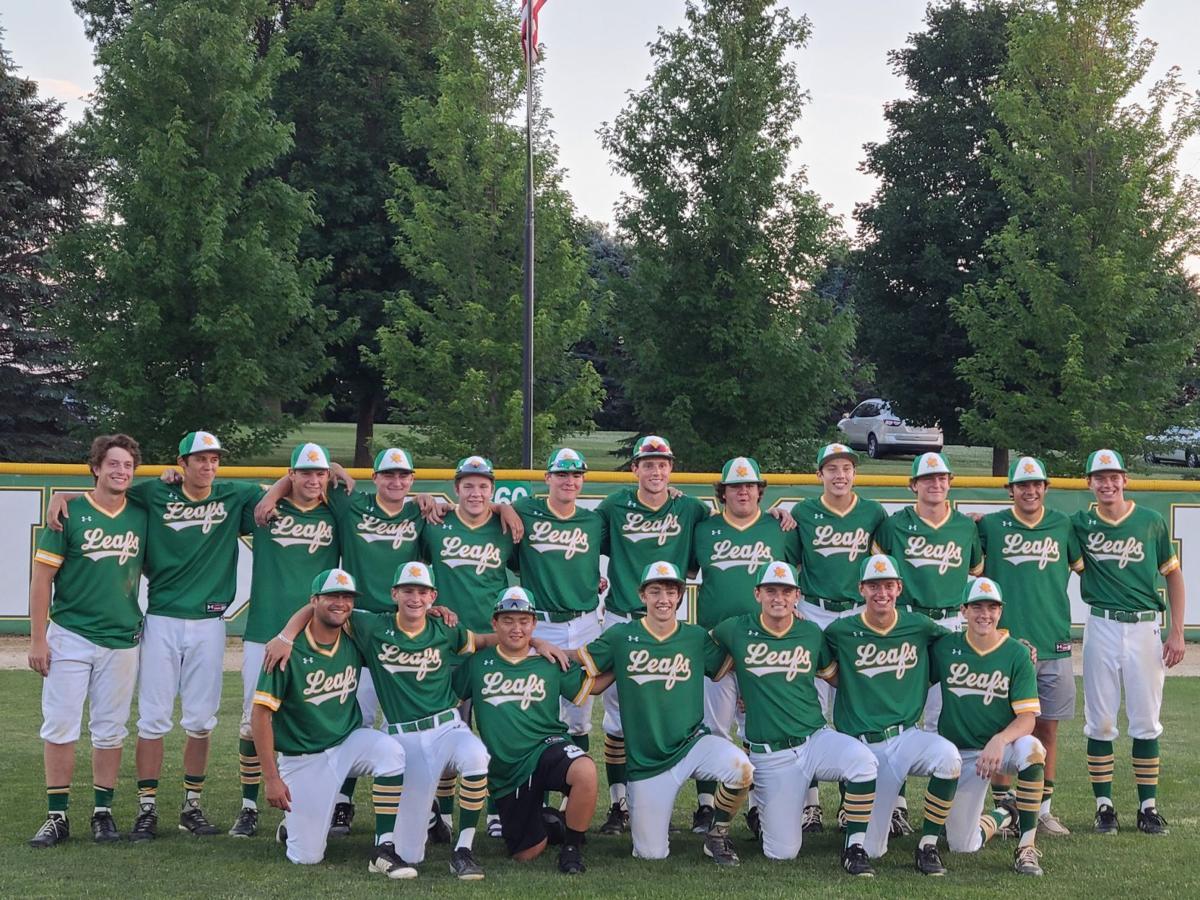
top-left (604, 734), bottom-right (627, 803)
top-left (339, 777), bottom-right (357, 803)
top-left (93, 784), bottom-right (115, 812)
top-left (1015, 763), bottom-right (1044, 846)
top-left (47, 786), bottom-right (70, 815)
top-left (1087, 738), bottom-right (1115, 803)
top-left (437, 773), bottom-right (457, 821)
top-left (239, 738), bottom-right (260, 805)
top-left (842, 779), bottom-right (875, 846)
top-left (1132, 738), bottom-right (1161, 808)
top-left (696, 779), bottom-right (717, 807)
top-left (572, 733), bottom-right (590, 752)
top-left (372, 775), bottom-right (403, 844)
top-left (183, 774), bottom-right (205, 804)
top-left (712, 782), bottom-right (748, 827)
top-left (978, 807), bottom-right (1008, 845)
top-left (920, 776), bottom-right (957, 842)
top-left (457, 774), bottom-right (487, 849)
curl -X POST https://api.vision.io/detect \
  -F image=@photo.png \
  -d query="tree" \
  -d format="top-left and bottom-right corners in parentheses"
top-left (952, 0), bottom-right (1200, 465)
top-left (55, 0), bottom-right (326, 460)
top-left (853, 0), bottom-right (1014, 455)
top-left (601, 0), bottom-right (854, 471)
top-left (0, 36), bottom-right (90, 460)
top-left (376, 0), bottom-right (602, 464)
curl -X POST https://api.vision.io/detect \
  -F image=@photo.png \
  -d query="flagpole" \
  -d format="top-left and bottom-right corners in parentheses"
top-left (521, 9), bottom-right (535, 469)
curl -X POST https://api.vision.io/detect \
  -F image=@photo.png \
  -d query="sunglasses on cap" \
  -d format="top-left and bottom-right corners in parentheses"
top-left (494, 595), bottom-right (536, 614)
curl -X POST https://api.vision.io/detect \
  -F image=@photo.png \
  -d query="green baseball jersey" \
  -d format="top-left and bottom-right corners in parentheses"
top-left (345, 610), bottom-right (475, 724)
top-left (979, 507), bottom-right (1082, 658)
top-left (253, 625), bottom-right (363, 755)
top-left (931, 630), bottom-right (1040, 751)
top-left (1073, 503), bottom-right (1179, 613)
top-left (580, 619), bottom-right (725, 780)
top-left (821, 610), bottom-right (947, 736)
top-left (512, 496), bottom-right (605, 614)
top-left (873, 505), bottom-right (983, 609)
top-left (419, 510), bottom-right (515, 632)
top-left (597, 488), bottom-right (710, 616)
top-left (453, 647), bottom-right (593, 798)
top-left (794, 494), bottom-right (888, 604)
top-left (126, 479), bottom-right (256, 619)
top-left (710, 613), bottom-right (829, 744)
top-left (692, 512), bottom-right (800, 628)
top-left (332, 489), bottom-right (425, 614)
top-left (240, 496), bottom-right (341, 643)
top-left (35, 494), bottom-right (147, 649)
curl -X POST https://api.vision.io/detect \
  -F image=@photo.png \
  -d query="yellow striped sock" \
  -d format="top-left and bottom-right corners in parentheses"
top-left (1132, 756), bottom-right (1160, 786)
top-left (1015, 779), bottom-right (1043, 813)
top-left (604, 735), bottom-right (626, 766)
top-left (843, 792), bottom-right (875, 824)
top-left (458, 776), bottom-right (488, 812)
top-left (1087, 753), bottom-right (1115, 783)
top-left (923, 790), bottom-right (953, 827)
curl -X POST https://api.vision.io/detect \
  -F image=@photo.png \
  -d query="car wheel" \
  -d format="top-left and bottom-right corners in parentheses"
top-left (1187, 451), bottom-right (1199, 468)
top-left (867, 434), bottom-right (880, 459)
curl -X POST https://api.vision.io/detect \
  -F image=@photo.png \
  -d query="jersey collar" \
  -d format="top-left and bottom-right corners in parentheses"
top-left (180, 483), bottom-right (213, 503)
top-left (373, 494), bottom-right (406, 517)
top-left (1094, 501), bottom-right (1136, 526)
top-left (639, 616), bottom-right (679, 642)
top-left (721, 509), bottom-right (761, 532)
top-left (84, 492), bottom-right (127, 519)
top-left (454, 507), bottom-right (494, 531)
top-left (861, 608), bottom-right (899, 636)
top-left (1011, 506), bottom-right (1045, 528)
top-left (304, 624), bottom-right (341, 658)
top-left (965, 629), bottom-right (1009, 656)
top-left (916, 503), bottom-right (952, 529)
top-left (546, 496), bottom-right (578, 520)
top-left (496, 646), bottom-right (533, 665)
top-left (758, 613), bottom-right (794, 639)
top-left (819, 493), bottom-right (859, 518)
top-left (393, 614), bottom-right (429, 639)
top-left (635, 488), bottom-right (670, 512)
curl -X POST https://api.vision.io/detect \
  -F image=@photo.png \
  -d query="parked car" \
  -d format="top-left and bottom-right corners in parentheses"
top-left (836, 399), bottom-right (944, 459)
top-left (1145, 426), bottom-right (1200, 467)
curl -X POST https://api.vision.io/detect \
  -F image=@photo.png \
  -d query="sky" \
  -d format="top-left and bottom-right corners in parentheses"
top-left (3, 0), bottom-right (1200, 238)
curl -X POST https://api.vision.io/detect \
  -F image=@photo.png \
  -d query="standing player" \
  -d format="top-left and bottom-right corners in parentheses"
top-left (820, 555), bottom-right (961, 874)
top-left (792, 442), bottom-right (888, 832)
top-left (578, 561), bottom-right (754, 866)
top-left (977, 456), bottom-right (1081, 835)
top-left (690, 456), bottom-right (799, 832)
top-left (252, 568), bottom-right (414, 877)
top-left (28, 434), bottom-right (147, 847)
top-left (709, 562), bottom-right (878, 876)
top-left (454, 587), bottom-right (608, 874)
top-left (935, 578), bottom-right (1046, 876)
top-left (1074, 449), bottom-right (1185, 835)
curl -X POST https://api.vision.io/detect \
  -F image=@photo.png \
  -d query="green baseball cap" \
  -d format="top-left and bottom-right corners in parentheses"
top-left (639, 560), bottom-right (685, 588)
top-left (546, 447), bottom-right (587, 472)
top-left (860, 554), bottom-right (902, 582)
top-left (455, 455), bottom-right (495, 480)
top-left (374, 447), bottom-right (415, 473)
top-left (178, 431), bottom-right (223, 457)
top-left (393, 562), bottom-right (436, 589)
top-left (1008, 456), bottom-right (1049, 485)
top-left (911, 452), bottom-right (952, 479)
top-left (311, 567), bottom-right (359, 597)
top-left (631, 435), bottom-right (674, 461)
top-left (493, 586), bottom-right (537, 615)
top-left (963, 577), bottom-right (1004, 605)
top-left (290, 442), bottom-right (332, 470)
top-left (756, 561), bottom-right (799, 588)
top-left (816, 442), bottom-right (858, 470)
top-left (1086, 449), bottom-right (1126, 475)
top-left (720, 456), bottom-right (765, 485)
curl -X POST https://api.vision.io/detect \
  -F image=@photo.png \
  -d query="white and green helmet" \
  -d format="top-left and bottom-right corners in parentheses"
top-left (1008, 456), bottom-right (1048, 485)
top-left (756, 560), bottom-right (799, 588)
top-left (1086, 448), bottom-right (1126, 475)
top-left (911, 451), bottom-right (952, 479)
top-left (374, 447), bottom-right (415, 473)
top-left (631, 435), bottom-right (674, 461)
top-left (290, 442), bottom-right (331, 470)
top-left (816, 442), bottom-right (858, 470)
top-left (393, 561), bottom-right (436, 589)
top-left (311, 567), bottom-right (360, 597)
top-left (178, 431), bottom-right (223, 457)
top-left (720, 456), bottom-right (765, 485)
top-left (455, 455), bottom-right (495, 480)
top-left (859, 553), bottom-right (902, 583)
top-left (494, 585), bottom-right (537, 615)
top-left (546, 447), bottom-right (587, 472)
top-left (639, 560), bottom-right (685, 587)
top-left (963, 576), bottom-right (1004, 605)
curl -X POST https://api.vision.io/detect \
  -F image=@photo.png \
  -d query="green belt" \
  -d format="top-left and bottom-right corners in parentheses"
top-left (908, 605), bottom-right (958, 621)
top-left (385, 708), bottom-right (456, 735)
top-left (803, 596), bottom-right (859, 613)
top-left (1091, 607), bottom-right (1158, 624)
top-left (857, 723), bottom-right (907, 744)
top-left (744, 734), bottom-right (812, 755)
top-left (535, 608), bottom-right (597, 624)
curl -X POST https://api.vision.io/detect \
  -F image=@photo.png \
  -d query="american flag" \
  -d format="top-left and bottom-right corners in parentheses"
top-left (520, 0), bottom-right (548, 64)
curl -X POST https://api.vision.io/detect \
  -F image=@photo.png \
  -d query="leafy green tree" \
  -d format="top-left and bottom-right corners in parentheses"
top-left (601, 0), bottom-right (854, 470)
top-left (952, 0), bottom-right (1200, 465)
top-left (55, 0), bottom-right (326, 460)
top-left (0, 35), bottom-right (89, 460)
top-left (376, 0), bottom-right (602, 464)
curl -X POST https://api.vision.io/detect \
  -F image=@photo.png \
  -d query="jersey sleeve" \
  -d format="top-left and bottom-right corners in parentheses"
top-left (343, 610), bottom-right (374, 655)
top-left (1067, 522), bottom-right (1084, 571)
top-left (1155, 515), bottom-right (1180, 575)
top-left (253, 658), bottom-right (290, 711)
top-left (578, 630), bottom-right (614, 677)
top-left (125, 479), bottom-right (155, 508)
top-left (710, 618), bottom-right (735, 653)
top-left (968, 524), bottom-right (984, 575)
top-left (924, 616), bottom-right (951, 646)
top-left (703, 632), bottom-right (730, 679)
top-left (779, 522), bottom-right (802, 566)
top-left (871, 516), bottom-right (895, 555)
top-left (559, 663), bottom-right (594, 706)
top-left (1008, 645), bottom-right (1040, 716)
top-left (34, 518), bottom-right (68, 570)
top-left (451, 653), bottom-right (475, 701)
top-left (977, 515), bottom-right (991, 559)
top-left (326, 484), bottom-right (355, 520)
top-left (928, 635), bottom-right (949, 684)
top-left (596, 497), bottom-right (615, 556)
top-left (818, 626), bottom-right (840, 679)
top-left (453, 623), bottom-right (476, 656)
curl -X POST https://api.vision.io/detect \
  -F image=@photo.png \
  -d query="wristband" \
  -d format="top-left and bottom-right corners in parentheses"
top-left (276, 633), bottom-right (294, 647)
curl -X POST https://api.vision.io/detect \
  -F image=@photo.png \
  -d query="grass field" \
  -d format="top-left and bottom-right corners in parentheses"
top-left (4, 671), bottom-right (1197, 898)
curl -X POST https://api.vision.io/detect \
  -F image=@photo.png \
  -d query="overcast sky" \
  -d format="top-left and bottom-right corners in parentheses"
top-left (3, 0), bottom-right (1199, 238)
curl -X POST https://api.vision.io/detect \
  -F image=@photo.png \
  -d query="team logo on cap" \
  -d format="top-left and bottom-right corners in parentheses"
top-left (656, 564), bottom-right (671, 576)
top-left (873, 560), bottom-right (888, 573)
top-left (773, 565), bottom-right (788, 578)
top-left (1022, 462), bottom-right (1036, 475)
top-left (1100, 453), bottom-right (1113, 465)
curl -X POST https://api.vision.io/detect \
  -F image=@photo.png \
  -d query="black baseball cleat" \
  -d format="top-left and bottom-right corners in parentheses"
top-left (915, 843), bottom-right (946, 876)
top-left (841, 843), bottom-right (875, 877)
top-left (275, 822), bottom-right (288, 844)
top-left (691, 804), bottom-right (715, 834)
top-left (889, 807), bottom-right (914, 837)
top-left (29, 814), bottom-right (70, 849)
top-left (228, 806), bottom-right (258, 838)
top-left (1094, 804), bottom-right (1119, 835)
top-left (368, 841), bottom-right (418, 879)
top-left (91, 810), bottom-right (122, 843)
top-left (746, 805), bottom-right (762, 841)
top-left (599, 802), bottom-right (629, 835)
top-left (450, 846), bottom-right (485, 880)
top-left (329, 801), bottom-right (354, 836)
top-left (542, 807), bottom-right (567, 846)
top-left (996, 795), bottom-right (1020, 839)
top-left (129, 804), bottom-right (158, 842)
top-left (703, 826), bottom-right (740, 867)
top-left (1137, 807), bottom-right (1169, 835)
top-left (486, 815), bottom-right (503, 838)
top-left (558, 843), bottom-right (586, 875)
top-left (802, 804), bottom-right (824, 834)
top-left (428, 801), bottom-right (452, 844)
top-left (179, 799), bottom-right (220, 836)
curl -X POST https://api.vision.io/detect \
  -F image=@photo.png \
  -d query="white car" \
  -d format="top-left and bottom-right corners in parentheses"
top-left (837, 399), bottom-right (944, 459)
top-left (1145, 427), bottom-right (1200, 467)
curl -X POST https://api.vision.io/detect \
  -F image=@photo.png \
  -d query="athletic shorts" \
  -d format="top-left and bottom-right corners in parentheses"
top-left (1036, 656), bottom-right (1076, 720)
top-left (494, 739), bottom-right (585, 856)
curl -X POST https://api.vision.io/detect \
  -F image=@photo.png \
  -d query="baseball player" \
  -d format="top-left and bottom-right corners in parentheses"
top-left (820, 554), bottom-right (961, 875)
top-left (28, 434), bottom-right (147, 848)
top-left (690, 456), bottom-right (799, 833)
top-left (934, 577), bottom-right (1046, 876)
top-left (578, 561), bottom-right (754, 866)
top-left (252, 568), bottom-right (415, 877)
top-left (977, 456), bottom-right (1081, 836)
top-left (709, 561), bottom-right (878, 876)
top-left (792, 442), bottom-right (888, 833)
top-left (454, 587), bottom-right (608, 874)
top-left (1074, 449), bottom-right (1185, 835)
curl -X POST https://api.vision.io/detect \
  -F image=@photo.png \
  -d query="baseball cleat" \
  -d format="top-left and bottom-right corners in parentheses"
top-left (91, 810), bottom-right (122, 843)
top-left (841, 843), bottom-right (874, 877)
top-left (428, 802), bottom-right (452, 844)
top-left (1013, 844), bottom-right (1044, 876)
top-left (369, 841), bottom-right (418, 880)
top-left (599, 802), bottom-right (629, 835)
top-left (691, 804), bottom-right (715, 834)
top-left (1037, 812), bottom-right (1070, 836)
top-left (129, 804), bottom-right (158, 842)
top-left (450, 846), bottom-right (485, 880)
top-left (486, 815), bottom-right (503, 839)
top-left (179, 799), bottom-right (220, 836)
top-left (557, 843), bottom-right (586, 875)
top-left (228, 806), bottom-right (258, 838)
top-left (996, 796), bottom-right (1020, 839)
top-left (836, 804), bottom-right (847, 833)
top-left (329, 801), bottom-right (354, 836)
top-left (542, 806), bottom-right (566, 845)
top-left (1136, 807), bottom-right (1169, 835)
top-left (1094, 804), bottom-right (1119, 835)
top-left (703, 826), bottom-right (740, 867)
top-left (29, 814), bottom-right (70, 849)
top-left (745, 805), bottom-right (762, 841)
top-left (914, 843), bottom-right (946, 876)
top-left (802, 804), bottom-right (824, 834)
top-left (889, 807), bottom-right (914, 837)
top-left (275, 822), bottom-right (287, 844)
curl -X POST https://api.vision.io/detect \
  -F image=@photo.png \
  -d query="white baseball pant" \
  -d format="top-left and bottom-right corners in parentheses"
top-left (1082, 614), bottom-right (1165, 740)
top-left (239, 640), bottom-right (266, 739)
top-left (136, 613), bottom-right (225, 739)
top-left (945, 735), bottom-right (1045, 852)
top-left (600, 611), bottom-right (633, 736)
top-left (862, 727), bottom-right (962, 859)
top-left (40, 622), bottom-right (139, 748)
top-left (798, 598), bottom-right (863, 719)
top-left (534, 609), bottom-right (601, 735)
top-left (921, 612), bottom-right (964, 732)
top-left (702, 672), bottom-right (744, 741)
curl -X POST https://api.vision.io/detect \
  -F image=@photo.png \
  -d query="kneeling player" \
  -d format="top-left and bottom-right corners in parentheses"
top-left (252, 569), bottom-right (414, 877)
top-left (579, 562), bottom-right (754, 866)
top-left (935, 577), bottom-right (1045, 876)
top-left (455, 587), bottom-right (608, 874)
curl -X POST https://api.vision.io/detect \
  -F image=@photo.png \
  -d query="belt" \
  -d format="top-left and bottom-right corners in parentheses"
top-left (1091, 607), bottom-right (1158, 624)
top-left (858, 723), bottom-right (907, 744)
top-left (803, 596), bottom-right (859, 613)
top-left (385, 709), bottom-right (456, 735)
top-left (908, 606), bottom-right (957, 621)
top-left (535, 608), bottom-right (597, 624)
top-left (745, 734), bottom-right (812, 754)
